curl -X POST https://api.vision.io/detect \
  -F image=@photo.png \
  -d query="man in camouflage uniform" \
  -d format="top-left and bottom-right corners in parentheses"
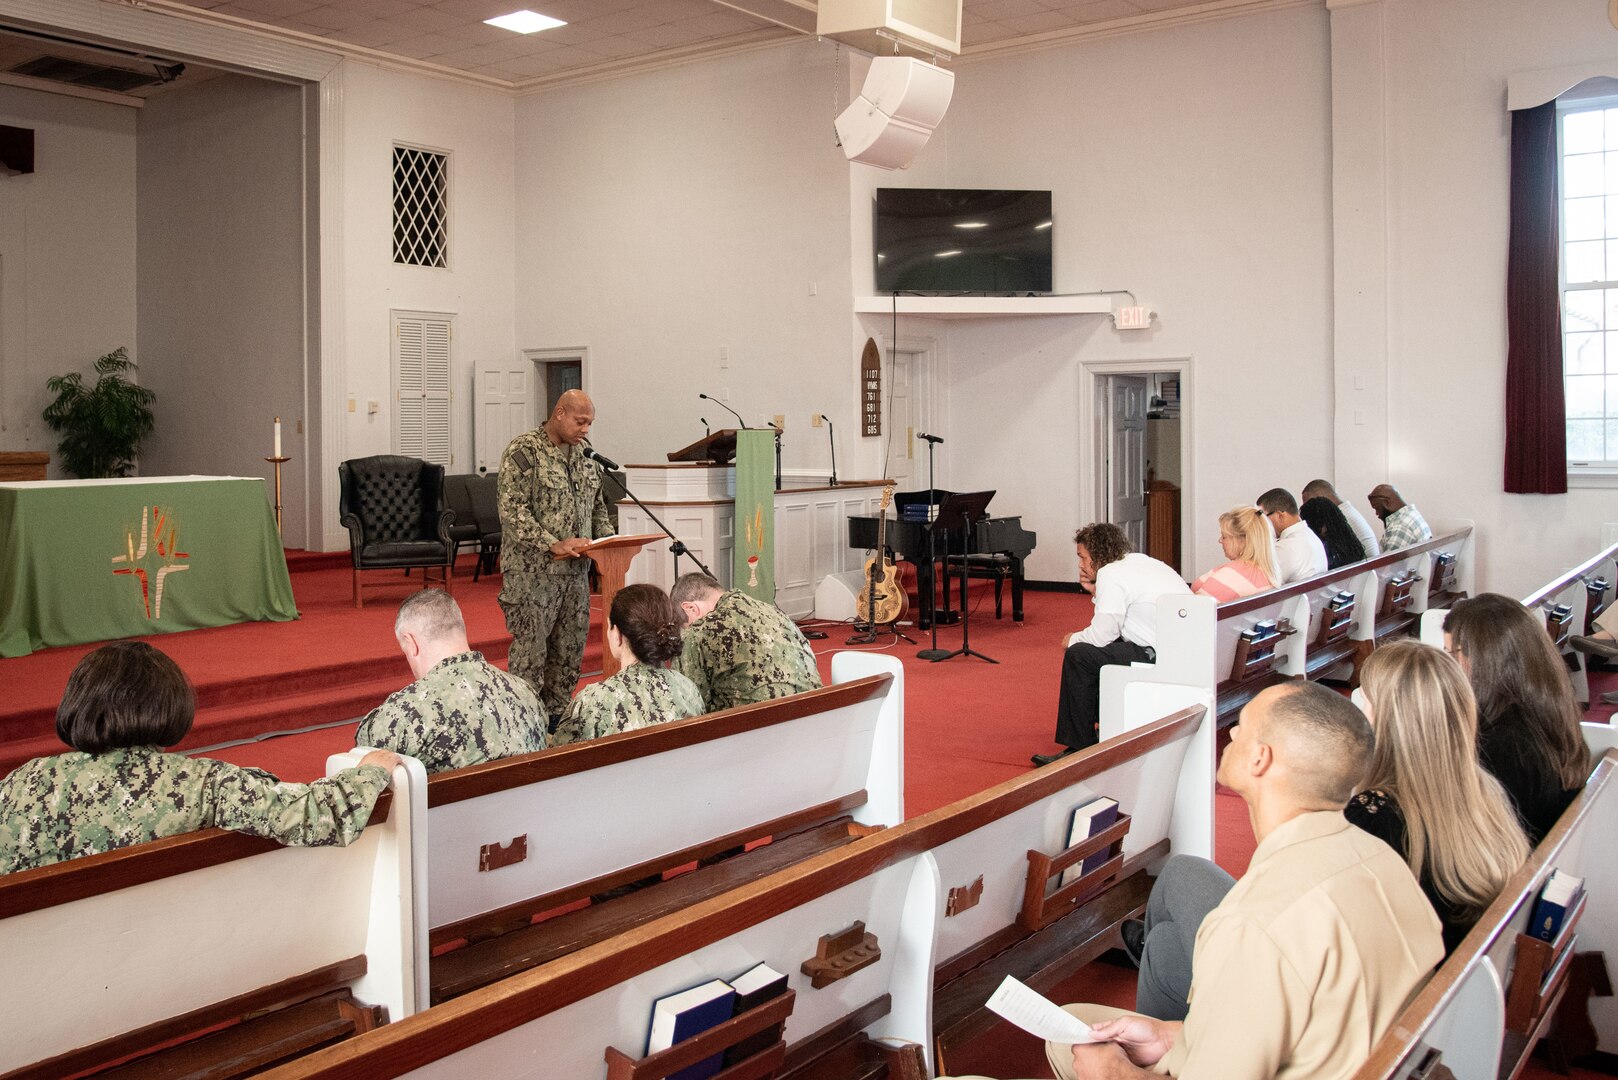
top-left (356, 589), bottom-right (548, 773)
top-left (670, 572), bottom-right (823, 712)
top-left (497, 389), bottom-right (615, 721)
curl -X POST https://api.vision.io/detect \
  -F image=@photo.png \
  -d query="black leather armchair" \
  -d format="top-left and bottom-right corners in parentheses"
top-left (338, 455), bottom-right (455, 608)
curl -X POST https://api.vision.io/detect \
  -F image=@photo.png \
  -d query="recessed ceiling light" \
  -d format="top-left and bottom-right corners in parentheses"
top-left (934, 250), bottom-right (962, 258)
top-left (1034, 220), bottom-right (1053, 230)
top-left (484, 9), bottom-right (566, 34)
top-left (954, 221), bottom-right (988, 229)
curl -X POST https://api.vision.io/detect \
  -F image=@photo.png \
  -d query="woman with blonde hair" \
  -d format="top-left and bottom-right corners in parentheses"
top-left (1351, 639), bottom-right (1530, 953)
top-left (1190, 505), bottom-right (1278, 602)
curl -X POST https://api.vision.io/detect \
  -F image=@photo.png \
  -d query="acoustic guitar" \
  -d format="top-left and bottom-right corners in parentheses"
top-left (856, 485), bottom-right (908, 626)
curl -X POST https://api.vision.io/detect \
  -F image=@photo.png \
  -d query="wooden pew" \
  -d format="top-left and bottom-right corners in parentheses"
top-left (0, 757), bottom-right (428, 1080)
top-left (257, 686), bottom-right (1214, 1080)
top-left (1350, 749), bottom-right (1618, 1080)
top-left (1105, 522), bottom-right (1475, 732)
top-left (420, 653), bottom-right (903, 1006)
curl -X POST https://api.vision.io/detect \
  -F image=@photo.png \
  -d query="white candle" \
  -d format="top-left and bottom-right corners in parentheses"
top-left (274, 417), bottom-right (282, 458)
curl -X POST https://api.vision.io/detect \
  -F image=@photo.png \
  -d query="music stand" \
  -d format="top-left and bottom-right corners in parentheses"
top-left (930, 490), bottom-right (998, 664)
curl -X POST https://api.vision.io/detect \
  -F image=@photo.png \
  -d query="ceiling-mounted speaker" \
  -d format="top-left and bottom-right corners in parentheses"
top-left (835, 57), bottom-right (954, 170)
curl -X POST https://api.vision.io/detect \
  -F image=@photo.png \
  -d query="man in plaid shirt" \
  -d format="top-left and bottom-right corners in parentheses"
top-left (1367, 484), bottom-right (1432, 551)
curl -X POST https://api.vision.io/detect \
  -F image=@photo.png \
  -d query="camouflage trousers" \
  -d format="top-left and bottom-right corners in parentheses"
top-left (499, 570), bottom-right (590, 723)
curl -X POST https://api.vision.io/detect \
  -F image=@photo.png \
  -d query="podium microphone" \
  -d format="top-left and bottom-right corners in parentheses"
top-left (699, 417), bottom-right (710, 436)
top-left (582, 446), bottom-right (620, 471)
top-left (822, 414), bottom-right (838, 487)
top-left (918, 432), bottom-right (944, 444)
top-left (698, 393), bottom-right (749, 430)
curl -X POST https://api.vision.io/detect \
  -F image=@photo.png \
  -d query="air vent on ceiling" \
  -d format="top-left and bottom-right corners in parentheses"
top-left (11, 55), bottom-right (170, 93)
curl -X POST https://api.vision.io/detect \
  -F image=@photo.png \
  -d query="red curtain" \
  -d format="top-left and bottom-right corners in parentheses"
top-left (1504, 101), bottom-right (1566, 494)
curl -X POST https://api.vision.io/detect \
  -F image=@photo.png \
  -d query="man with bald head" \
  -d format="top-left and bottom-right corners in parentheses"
top-left (949, 682), bottom-right (1441, 1080)
top-left (497, 389), bottom-right (615, 721)
top-left (1367, 483), bottom-right (1432, 551)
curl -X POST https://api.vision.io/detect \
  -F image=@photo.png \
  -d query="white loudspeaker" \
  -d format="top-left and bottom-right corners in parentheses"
top-left (836, 57), bottom-right (955, 170)
top-left (815, 569), bottom-right (870, 622)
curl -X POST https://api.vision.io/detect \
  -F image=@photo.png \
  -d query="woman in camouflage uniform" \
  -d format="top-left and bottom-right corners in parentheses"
top-left (551, 584), bottom-right (703, 746)
top-left (0, 642), bottom-right (401, 875)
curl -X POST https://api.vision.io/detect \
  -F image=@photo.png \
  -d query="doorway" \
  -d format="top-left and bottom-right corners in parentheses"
top-left (878, 335), bottom-right (938, 490)
top-left (475, 347), bottom-right (587, 475)
top-left (1086, 363), bottom-right (1190, 573)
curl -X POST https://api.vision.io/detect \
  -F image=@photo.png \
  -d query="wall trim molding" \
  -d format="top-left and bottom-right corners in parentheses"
top-left (1508, 62), bottom-right (1618, 111)
top-left (956, 0), bottom-right (1321, 65)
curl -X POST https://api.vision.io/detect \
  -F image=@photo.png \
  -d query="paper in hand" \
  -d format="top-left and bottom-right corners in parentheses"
top-left (985, 975), bottom-right (1096, 1044)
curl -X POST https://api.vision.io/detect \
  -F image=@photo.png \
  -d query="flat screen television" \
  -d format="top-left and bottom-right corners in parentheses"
top-left (873, 188), bottom-right (1052, 295)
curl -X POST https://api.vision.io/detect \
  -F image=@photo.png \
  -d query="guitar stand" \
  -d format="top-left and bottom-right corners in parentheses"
top-left (847, 617), bottom-right (916, 646)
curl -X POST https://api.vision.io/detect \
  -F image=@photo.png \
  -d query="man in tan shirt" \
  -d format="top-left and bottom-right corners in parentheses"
top-left (954, 682), bottom-right (1443, 1080)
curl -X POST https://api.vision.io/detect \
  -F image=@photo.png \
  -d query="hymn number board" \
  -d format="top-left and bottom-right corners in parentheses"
top-left (860, 338), bottom-right (882, 438)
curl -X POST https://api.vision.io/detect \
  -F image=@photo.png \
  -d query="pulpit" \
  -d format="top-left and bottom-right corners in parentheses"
top-left (666, 429), bottom-right (738, 465)
top-left (582, 533), bottom-right (661, 677)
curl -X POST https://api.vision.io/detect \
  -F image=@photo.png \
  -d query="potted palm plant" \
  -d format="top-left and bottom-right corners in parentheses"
top-left (42, 346), bottom-right (156, 478)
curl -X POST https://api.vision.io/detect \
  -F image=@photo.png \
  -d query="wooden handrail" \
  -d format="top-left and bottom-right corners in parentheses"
top-left (1349, 749), bottom-right (1618, 1079)
top-left (428, 675), bottom-right (892, 807)
top-left (1522, 539), bottom-right (1618, 609)
top-left (1219, 526), bottom-right (1473, 620)
top-left (258, 703), bottom-right (1209, 1079)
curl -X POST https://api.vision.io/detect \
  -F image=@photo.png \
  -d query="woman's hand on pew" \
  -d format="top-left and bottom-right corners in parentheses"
top-left (357, 750), bottom-right (406, 772)
top-left (1085, 1015), bottom-right (1179, 1068)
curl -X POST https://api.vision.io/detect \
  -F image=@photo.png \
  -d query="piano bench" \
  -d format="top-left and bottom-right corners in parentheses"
top-left (943, 553), bottom-right (1014, 619)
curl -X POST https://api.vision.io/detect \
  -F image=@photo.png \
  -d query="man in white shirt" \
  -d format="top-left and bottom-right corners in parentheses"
top-left (1301, 479), bottom-right (1379, 558)
top-left (1257, 488), bottom-right (1327, 584)
top-left (1035, 523), bottom-right (1190, 767)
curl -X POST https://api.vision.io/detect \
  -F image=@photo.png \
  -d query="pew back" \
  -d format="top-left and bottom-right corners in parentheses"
top-left (422, 655), bottom-right (902, 942)
top-left (0, 756), bottom-right (427, 1076)
top-left (260, 693), bottom-right (1214, 1080)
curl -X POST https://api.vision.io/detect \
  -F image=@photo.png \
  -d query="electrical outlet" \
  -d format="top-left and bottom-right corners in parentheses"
top-left (812, 414), bottom-right (824, 428)
top-left (719, 347), bottom-right (729, 369)
top-left (773, 414), bottom-right (786, 431)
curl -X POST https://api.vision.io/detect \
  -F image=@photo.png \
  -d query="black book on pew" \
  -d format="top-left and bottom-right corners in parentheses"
top-left (721, 962), bottom-right (790, 1066)
top-left (647, 978), bottom-right (736, 1080)
top-left (1060, 796), bottom-right (1120, 887)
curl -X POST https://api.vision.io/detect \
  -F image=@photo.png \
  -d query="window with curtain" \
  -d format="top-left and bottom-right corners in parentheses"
top-left (1562, 99), bottom-right (1618, 467)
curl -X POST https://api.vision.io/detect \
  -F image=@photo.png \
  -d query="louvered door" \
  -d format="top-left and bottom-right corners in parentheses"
top-left (394, 311), bottom-right (453, 466)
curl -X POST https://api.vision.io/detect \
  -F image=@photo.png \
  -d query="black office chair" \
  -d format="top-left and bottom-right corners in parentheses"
top-left (467, 473), bottom-right (503, 581)
top-left (443, 474), bottom-right (482, 570)
top-left (338, 455), bottom-right (454, 608)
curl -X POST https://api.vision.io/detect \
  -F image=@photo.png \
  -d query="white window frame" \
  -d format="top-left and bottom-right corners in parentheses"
top-left (1560, 90), bottom-right (1618, 481)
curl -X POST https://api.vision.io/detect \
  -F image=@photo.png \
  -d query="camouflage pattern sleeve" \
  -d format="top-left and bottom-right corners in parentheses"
top-left (208, 761), bottom-right (391, 848)
top-left (673, 634), bottom-right (715, 711)
top-left (497, 435), bottom-right (563, 556)
top-left (551, 665), bottom-right (703, 746)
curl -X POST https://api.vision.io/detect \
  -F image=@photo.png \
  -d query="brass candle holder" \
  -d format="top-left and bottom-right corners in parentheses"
top-left (265, 455), bottom-right (290, 534)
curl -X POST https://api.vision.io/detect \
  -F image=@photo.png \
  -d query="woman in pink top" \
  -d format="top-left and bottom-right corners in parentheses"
top-left (1191, 505), bottom-right (1279, 602)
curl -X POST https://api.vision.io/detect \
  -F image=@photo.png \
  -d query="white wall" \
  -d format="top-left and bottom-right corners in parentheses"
top-left (136, 75), bottom-right (308, 544)
top-left (0, 87), bottom-right (137, 475)
top-left (513, 41), bottom-right (856, 476)
top-left (337, 61), bottom-right (515, 523)
top-left (853, 6), bottom-right (1335, 583)
top-left (1333, 0), bottom-right (1618, 599)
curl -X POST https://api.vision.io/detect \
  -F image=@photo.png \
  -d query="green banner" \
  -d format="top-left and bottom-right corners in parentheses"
top-left (0, 477), bottom-right (298, 657)
top-left (732, 430), bottom-right (776, 603)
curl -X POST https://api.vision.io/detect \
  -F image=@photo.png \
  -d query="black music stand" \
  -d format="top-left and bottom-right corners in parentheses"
top-left (930, 490), bottom-right (997, 664)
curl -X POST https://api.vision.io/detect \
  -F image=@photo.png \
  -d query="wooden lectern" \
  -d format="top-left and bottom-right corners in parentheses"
top-left (581, 533), bottom-right (662, 678)
top-left (666, 429), bottom-right (738, 464)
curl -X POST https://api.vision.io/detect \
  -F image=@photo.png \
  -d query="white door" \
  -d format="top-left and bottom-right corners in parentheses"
top-left (394, 312), bottom-right (452, 467)
top-left (1107, 375), bottom-right (1148, 549)
top-left (475, 359), bottom-right (535, 475)
top-left (881, 343), bottom-right (933, 487)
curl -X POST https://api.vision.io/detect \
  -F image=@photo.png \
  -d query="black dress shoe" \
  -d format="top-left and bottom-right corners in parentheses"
top-left (1121, 918), bottom-right (1146, 967)
top-left (1031, 747), bottom-right (1078, 767)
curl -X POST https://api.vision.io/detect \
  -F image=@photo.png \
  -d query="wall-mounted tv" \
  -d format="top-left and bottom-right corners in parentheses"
top-left (873, 188), bottom-right (1052, 295)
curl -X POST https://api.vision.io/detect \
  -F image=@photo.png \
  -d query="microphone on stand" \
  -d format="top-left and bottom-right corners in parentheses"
top-left (700, 417), bottom-right (710, 436)
top-left (918, 432), bottom-right (944, 444)
top-left (822, 414), bottom-right (838, 487)
top-left (582, 446), bottom-right (621, 471)
top-left (698, 393), bottom-right (749, 429)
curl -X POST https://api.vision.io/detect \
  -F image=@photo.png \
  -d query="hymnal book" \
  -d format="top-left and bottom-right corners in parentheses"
top-left (721, 962), bottom-right (790, 1067)
top-left (647, 978), bottom-right (737, 1080)
top-left (1060, 797), bottom-right (1120, 887)
top-left (1529, 869), bottom-right (1585, 943)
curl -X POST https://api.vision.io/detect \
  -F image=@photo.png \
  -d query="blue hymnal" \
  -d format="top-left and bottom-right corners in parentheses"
top-left (1060, 797), bottom-right (1120, 887)
top-left (1529, 869), bottom-right (1584, 943)
top-left (647, 978), bottom-right (737, 1080)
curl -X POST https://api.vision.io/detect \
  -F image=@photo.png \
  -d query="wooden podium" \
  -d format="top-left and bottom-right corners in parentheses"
top-left (666, 429), bottom-right (738, 464)
top-left (582, 533), bottom-right (662, 677)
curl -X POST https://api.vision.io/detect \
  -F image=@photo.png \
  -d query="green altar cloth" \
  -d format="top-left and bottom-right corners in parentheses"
top-left (0, 476), bottom-right (298, 657)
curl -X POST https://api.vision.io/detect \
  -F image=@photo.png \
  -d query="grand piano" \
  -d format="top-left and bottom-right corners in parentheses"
top-left (847, 489), bottom-right (1037, 631)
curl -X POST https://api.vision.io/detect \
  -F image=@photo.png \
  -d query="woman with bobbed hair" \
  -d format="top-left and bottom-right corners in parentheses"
top-left (1189, 506), bottom-right (1278, 602)
top-left (551, 583), bottom-right (704, 746)
top-left (1443, 593), bottom-right (1591, 844)
top-left (1300, 495), bottom-right (1367, 569)
top-left (0, 641), bottom-right (401, 875)
top-left (1350, 639), bottom-right (1530, 953)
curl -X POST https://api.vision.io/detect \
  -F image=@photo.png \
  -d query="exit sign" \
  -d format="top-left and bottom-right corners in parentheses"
top-left (1116, 305), bottom-right (1151, 330)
